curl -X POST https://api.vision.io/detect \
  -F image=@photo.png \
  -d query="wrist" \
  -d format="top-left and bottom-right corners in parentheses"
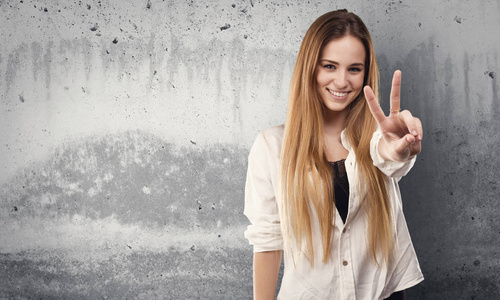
top-left (377, 137), bottom-right (392, 161)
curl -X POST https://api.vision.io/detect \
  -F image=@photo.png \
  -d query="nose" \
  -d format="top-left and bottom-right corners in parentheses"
top-left (334, 70), bottom-right (348, 89)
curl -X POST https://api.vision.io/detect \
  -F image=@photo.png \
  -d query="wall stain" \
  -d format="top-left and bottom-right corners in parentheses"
top-left (5, 43), bottom-right (28, 98)
top-left (147, 33), bottom-right (162, 90)
top-left (2, 33), bottom-right (294, 137)
top-left (1, 130), bottom-right (248, 229)
top-left (31, 42), bottom-right (43, 82)
top-left (463, 52), bottom-right (470, 110)
top-left (492, 69), bottom-right (499, 115)
top-left (0, 248), bottom-right (252, 298)
top-left (387, 36), bottom-right (500, 300)
top-left (0, 130), bottom-right (252, 297)
top-left (43, 41), bottom-right (53, 93)
top-left (219, 23), bottom-right (231, 31)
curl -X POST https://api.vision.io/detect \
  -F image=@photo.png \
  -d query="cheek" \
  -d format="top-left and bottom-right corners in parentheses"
top-left (315, 71), bottom-right (325, 86)
top-left (353, 73), bottom-right (365, 89)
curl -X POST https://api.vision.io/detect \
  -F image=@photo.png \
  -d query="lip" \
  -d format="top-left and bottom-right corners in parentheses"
top-left (327, 88), bottom-right (351, 100)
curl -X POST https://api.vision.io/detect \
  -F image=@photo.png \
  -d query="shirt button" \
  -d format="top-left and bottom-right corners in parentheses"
top-left (342, 228), bottom-right (346, 233)
top-left (343, 261), bottom-right (348, 266)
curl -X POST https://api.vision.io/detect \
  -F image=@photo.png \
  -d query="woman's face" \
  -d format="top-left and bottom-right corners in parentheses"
top-left (316, 35), bottom-right (366, 114)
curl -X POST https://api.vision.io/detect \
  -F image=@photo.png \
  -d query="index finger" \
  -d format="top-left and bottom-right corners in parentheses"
top-left (363, 85), bottom-right (386, 124)
top-left (390, 70), bottom-right (402, 114)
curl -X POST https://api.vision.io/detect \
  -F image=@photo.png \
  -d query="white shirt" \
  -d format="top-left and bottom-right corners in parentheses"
top-left (244, 125), bottom-right (424, 300)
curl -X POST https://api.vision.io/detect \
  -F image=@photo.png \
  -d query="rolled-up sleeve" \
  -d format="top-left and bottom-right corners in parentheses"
top-left (243, 132), bottom-right (283, 252)
top-left (370, 130), bottom-right (416, 179)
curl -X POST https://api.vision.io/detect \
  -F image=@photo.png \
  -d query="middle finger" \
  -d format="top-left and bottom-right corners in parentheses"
top-left (390, 70), bottom-right (402, 115)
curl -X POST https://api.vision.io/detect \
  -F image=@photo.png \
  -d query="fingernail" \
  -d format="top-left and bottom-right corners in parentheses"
top-left (406, 136), bottom-right (413, 143)
top-left (418, 135), bottom-right (422, 140)
top-left (412, 130), bottom-right (417, 136)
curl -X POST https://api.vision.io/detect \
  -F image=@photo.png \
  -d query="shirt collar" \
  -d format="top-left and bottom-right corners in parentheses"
top-left (340, 129), bottom-right (352, 151)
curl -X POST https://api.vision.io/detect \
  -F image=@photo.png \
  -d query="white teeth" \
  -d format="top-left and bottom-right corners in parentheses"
top-left (328, 89), bottom-right (348, 97)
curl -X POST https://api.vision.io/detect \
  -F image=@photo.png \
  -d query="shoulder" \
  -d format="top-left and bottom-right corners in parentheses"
top-left (251, 124), bottom-right (284, 160)
top-left (260, 124), bottom-right (284, 147)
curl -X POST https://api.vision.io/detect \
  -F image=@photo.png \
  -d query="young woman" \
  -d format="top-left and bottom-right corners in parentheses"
top-left (244, 9), bottom-right (424, 300)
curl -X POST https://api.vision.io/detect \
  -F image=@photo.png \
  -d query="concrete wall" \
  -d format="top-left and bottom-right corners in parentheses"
top-left (1, 0), bottom-right (498, 298)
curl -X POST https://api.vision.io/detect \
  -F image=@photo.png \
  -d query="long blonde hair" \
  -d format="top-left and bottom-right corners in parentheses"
top-left (280, 9), bottom-right (393, 266)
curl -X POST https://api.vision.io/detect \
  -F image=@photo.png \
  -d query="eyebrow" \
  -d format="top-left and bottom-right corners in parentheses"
top-left (319, 59), bottom-right (364, 67)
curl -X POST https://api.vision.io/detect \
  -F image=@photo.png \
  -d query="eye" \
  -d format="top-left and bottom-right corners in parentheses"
top-left (349, 67), bottom-right (363, 72)
top-left (323, 64), bottom-right (336, 70)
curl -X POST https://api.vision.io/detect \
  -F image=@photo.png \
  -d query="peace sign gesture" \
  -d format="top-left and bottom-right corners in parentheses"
top-left (364, 70), bottom-right (423, 162)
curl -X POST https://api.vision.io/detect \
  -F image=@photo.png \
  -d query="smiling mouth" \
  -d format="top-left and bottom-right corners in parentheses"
top-left (327, 89), bottom-right (349, 97)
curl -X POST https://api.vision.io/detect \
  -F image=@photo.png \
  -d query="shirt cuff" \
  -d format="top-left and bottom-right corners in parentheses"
top-left (244, 223), bottom-right (283, 252)
top-left (370, 130), bottom-right (416, 178)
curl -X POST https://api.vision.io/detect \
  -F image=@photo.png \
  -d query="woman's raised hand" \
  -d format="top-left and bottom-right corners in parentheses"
top-left (363, 70), bottom-right (423, 162)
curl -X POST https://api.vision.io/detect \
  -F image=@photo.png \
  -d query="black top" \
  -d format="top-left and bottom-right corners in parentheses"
top-left (329, 159), bottom-right (349, 224)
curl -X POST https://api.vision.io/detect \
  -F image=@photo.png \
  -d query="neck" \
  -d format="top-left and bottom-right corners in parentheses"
top-left (322, 108), bottom-right (350, 161)
top-left (323, 108), bottom-right (348, 138)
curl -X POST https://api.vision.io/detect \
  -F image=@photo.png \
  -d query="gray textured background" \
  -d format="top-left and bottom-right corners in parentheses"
top-left (0, 0), bottom-right (499, 299)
